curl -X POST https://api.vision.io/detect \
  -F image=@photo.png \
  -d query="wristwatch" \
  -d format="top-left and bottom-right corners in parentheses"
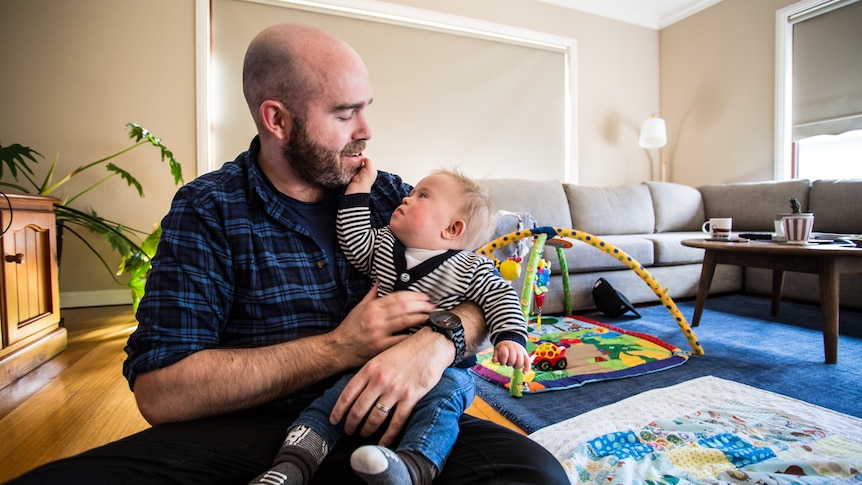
top-left (425, 311), bottom-right (466, 366)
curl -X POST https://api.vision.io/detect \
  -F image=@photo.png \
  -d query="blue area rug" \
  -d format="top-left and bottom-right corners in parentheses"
top-left (473, 294), bottom-right (862, 434)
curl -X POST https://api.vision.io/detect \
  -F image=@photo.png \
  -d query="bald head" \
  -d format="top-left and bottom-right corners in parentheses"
top-left (242, 23), bottom-right (367, 128)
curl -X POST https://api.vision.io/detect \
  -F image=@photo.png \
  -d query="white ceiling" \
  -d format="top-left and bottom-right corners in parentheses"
top-left (537, 0), bottom-right (724, 29)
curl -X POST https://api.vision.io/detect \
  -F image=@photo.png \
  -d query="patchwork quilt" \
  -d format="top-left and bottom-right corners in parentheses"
top-left (529, 376), bottom-right (862, 484)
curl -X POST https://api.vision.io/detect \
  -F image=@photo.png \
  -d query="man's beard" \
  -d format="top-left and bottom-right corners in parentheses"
top-left (283, 116), bottom-right (366, 189)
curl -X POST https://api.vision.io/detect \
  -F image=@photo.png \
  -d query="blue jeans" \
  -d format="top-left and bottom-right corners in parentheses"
top-left (293, 368), bottom-right (475, 470)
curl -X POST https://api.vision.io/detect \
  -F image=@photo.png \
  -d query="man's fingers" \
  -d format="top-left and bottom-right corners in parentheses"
top-left (330, 373), bottom-right (366, 426)
top-left (384, 290), bottom-right (431, 311)
top-left (357, 399), bottom-right (396, 439)
top-left (375, 405), bottom-right (411, 447)
top-left (376, 291), bottom-right (435, 328)
top-left (362, 280), bottom-right (380, 302)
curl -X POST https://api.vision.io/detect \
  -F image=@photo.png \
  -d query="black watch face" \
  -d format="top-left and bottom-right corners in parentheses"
top-left (429, 311), bottom-right (461, 330)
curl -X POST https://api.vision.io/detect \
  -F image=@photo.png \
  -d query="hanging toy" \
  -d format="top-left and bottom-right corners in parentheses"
top-left (499, 256), bottom-right (523, 281)
top-left (533, 258), bottom-right (550, 331)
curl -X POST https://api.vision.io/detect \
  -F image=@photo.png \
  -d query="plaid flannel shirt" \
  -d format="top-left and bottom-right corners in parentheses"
top-left (123, 137), bottom-right (410, 406)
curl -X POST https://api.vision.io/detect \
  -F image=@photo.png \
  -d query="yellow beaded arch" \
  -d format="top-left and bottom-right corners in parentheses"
top-left (478, 227), bottom-right (703, 355)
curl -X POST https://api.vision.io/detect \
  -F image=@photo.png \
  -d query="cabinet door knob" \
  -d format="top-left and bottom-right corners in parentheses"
top-left (5, 253), bottom-right (24, 264)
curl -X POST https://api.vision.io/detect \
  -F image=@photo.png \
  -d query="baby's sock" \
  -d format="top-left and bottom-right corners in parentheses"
top-left (350, 446), bottom-right (435, 485)
top-left (248, 462), bottom-right (304, 485)
top-left (249, 425), bottom-right (329, 485)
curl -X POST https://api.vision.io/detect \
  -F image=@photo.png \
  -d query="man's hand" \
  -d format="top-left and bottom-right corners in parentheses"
top-left (330, 301), bottom-right (487, 446)
top-left (345, 157), bottom-right (378, 195)
top-left (329, 327), bottom-right (452, 447)
top-left (330, 282), bottom-right (436, 369)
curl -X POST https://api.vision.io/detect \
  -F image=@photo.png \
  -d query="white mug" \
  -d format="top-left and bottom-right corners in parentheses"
top-left (702, 217), bottom-right (732, 239)
top-left (773, 213), bottom-right (789, 238)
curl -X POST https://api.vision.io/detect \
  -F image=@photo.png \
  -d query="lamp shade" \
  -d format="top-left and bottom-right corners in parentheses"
top-left (639, 117), bottom-right (667, 149)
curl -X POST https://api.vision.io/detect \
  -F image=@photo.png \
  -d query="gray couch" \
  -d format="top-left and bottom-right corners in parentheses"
top-left (480, 178), bottom-right (862, 315)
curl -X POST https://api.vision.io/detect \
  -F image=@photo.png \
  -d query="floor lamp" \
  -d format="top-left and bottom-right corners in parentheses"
top-left (639, 115), bottom-right (668, 182)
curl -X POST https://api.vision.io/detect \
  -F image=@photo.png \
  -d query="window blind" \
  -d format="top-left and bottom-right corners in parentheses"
top-left (211, 0), bottom-right (569, 183)
top-left (792, 0), bottom-right (862, 140)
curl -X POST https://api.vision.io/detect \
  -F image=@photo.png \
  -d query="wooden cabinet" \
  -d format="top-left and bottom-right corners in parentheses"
top-left (0, 194), bottom-right (65, 390)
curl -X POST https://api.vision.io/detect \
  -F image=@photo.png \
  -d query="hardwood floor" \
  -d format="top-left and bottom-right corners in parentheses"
top-left (0, 305), bottom-right (148, 483)
top-left (0, 305), bottom-right (522, 482)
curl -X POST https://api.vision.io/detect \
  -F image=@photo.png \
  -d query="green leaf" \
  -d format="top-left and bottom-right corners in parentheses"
top-left (126, 122), bottom-right (184, 186)
top-left (4, 123), bottom-right (182, 307)
top-left (59, 224), bottom-right (126, 285)
top-left (126, 257), bottom-right (151, 311)
top-left (0, 143), bottom-right (41, 177)
top-left (54, 205), bottom-right (143, 259)
top-left (0, 145), bottom-right (38, 177)
top-left (141, 225), bottom-right (162, 258)
top-left (0, 181), bottom-right (32, 192)
top-left (107, 163), bottom-right (145, 197)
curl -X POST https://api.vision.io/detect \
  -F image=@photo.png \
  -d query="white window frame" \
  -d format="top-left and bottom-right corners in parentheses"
top-left (774, 0), bottom-right (858, 180)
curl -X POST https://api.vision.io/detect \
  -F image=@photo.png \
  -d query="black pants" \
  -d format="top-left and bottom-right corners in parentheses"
top-left (6, 408), bottom-right (568, 484)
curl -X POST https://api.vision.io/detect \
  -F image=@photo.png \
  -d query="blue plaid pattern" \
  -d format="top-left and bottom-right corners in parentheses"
top-left (123, 137), bottom-right (410, 403)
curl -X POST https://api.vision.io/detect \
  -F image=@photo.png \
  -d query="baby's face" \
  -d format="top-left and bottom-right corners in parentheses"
top-left (390, 173), bottom-right (466, 250)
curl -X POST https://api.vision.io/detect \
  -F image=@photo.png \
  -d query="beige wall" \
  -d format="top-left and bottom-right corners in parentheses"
top-left (660, 0), bottom-right (797, 186)
top-left (4, 0), bottom-right (795, 306)
top-left (1, 0), bottom-right (661, 305)
top-left (1, 0), bottom-right (197, 306)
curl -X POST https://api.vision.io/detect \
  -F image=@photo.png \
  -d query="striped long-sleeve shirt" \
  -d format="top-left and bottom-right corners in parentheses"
top-left (337, 193), bottom-right (527, 348)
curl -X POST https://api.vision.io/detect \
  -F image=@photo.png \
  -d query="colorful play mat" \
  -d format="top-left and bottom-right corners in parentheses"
top-left (470, 314), bottom-right (689, 394)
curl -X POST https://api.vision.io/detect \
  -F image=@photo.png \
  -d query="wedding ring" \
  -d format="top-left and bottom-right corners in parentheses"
top-left (374, 401), bottom-right (391, 414)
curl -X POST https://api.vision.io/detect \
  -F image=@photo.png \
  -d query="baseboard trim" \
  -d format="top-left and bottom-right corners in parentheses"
top-left (60, 289), bottom-right (133, 308)
top-left (0, 327), bottom-right (68, 390)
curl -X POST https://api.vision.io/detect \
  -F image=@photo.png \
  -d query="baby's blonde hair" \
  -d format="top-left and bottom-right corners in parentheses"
top-left (433, 169), bottom-right (495, 251)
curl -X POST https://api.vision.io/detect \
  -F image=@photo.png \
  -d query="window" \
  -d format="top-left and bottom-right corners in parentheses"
top-left (795, 129), bottom-right (862, 179)
top-left (200, 0), bottom-right (578, 184)
top-left (775, 0), bottom-right (862, 180)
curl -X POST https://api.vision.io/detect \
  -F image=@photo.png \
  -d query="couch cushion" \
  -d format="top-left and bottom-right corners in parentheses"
top-left (808, 179), bottom-right (862, 234)
top-left (565, 184), bottom-right (655, 235)
top-left (645, 181), bottom-right (705, 232)
top-left (644, 232), bottom-right (707, 265)
top-left (549, 234), bottom-right (655, 273)
top-left (698, 179), bottom-right (811, 232)
top-left (481, 179), bottom-right (572, 228)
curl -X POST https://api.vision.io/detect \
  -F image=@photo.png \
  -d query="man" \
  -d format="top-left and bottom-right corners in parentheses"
top-left (7, 23), bottom-right (567, 484)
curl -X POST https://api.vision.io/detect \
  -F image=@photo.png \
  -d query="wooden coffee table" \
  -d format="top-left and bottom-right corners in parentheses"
top-left (682, 238), bottom-right (862, 364)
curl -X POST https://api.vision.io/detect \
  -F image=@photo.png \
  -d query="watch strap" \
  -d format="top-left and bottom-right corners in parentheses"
top-left (426, 311), bottom-right (467, 366)
top-left (449, 325), bottom-right (466, 366)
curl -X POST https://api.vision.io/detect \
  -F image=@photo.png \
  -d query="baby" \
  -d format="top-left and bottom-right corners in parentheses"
top-left (251, 158), bottom-right (529, 485)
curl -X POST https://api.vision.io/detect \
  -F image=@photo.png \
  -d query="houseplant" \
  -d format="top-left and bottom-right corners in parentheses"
top-left (782, 196), bottom-right (814, 244)
top-left (0, 122), bottom-right (184, 309)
